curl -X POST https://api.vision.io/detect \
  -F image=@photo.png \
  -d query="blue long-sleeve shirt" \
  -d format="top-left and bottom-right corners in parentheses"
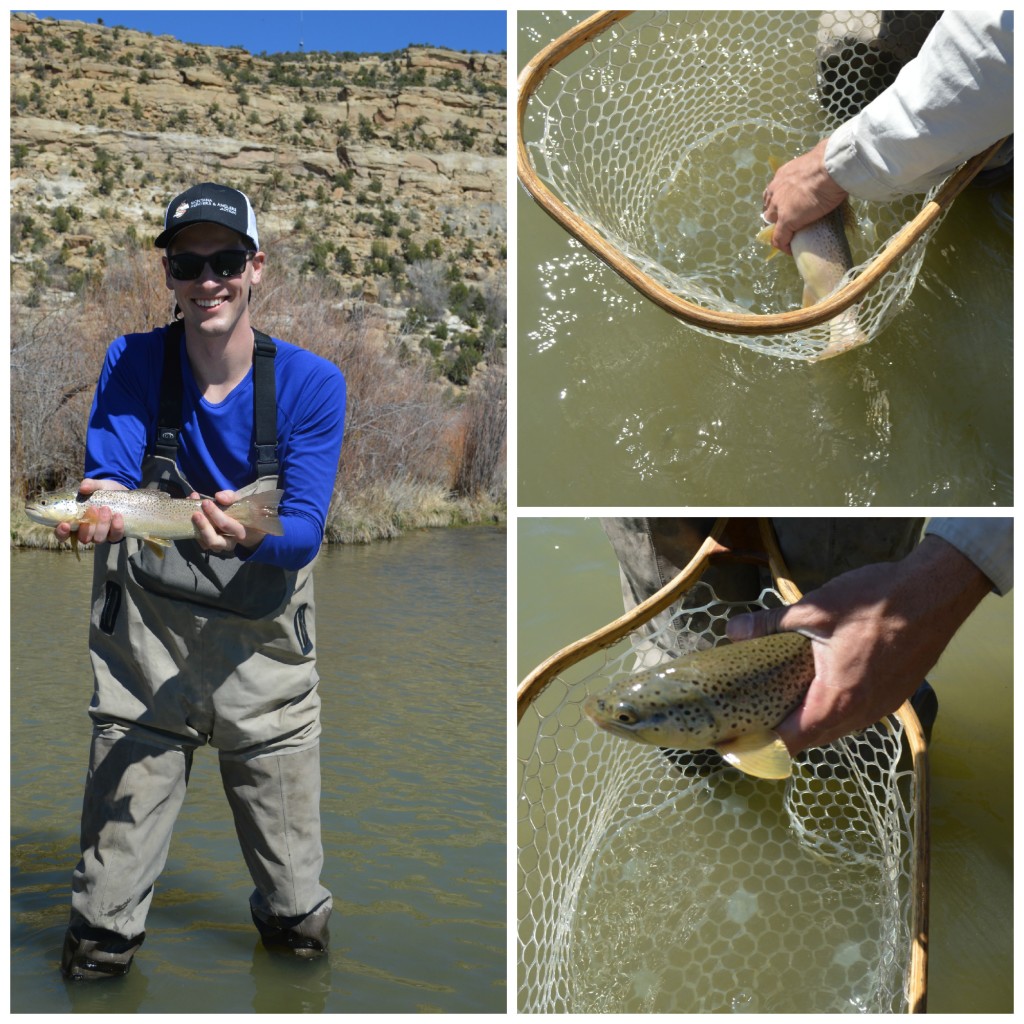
top-left (84, 324), bottom-right (346, 570)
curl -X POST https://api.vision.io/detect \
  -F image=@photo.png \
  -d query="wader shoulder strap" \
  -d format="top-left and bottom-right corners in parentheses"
top-left (252, 329), bottom-right (279, 479)
top-left (155, 322), bottom-right (280, 480)
top-left (155, 320), bottom-right (185, 460)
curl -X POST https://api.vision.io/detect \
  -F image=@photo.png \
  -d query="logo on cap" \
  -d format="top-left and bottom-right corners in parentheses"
top-left (173, 202), bottom-right (190, 220)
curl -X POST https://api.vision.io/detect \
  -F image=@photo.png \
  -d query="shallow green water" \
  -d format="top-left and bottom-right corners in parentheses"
top-left (517, 517), bottom-right (1012, 1013)
top-left (517, 12), bottom-right (1012, 506)
top-left (11, 528), bottom-right (506, 1013)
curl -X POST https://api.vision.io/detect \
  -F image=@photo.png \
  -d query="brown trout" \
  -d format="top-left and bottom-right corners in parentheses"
top-left (582, 632), bottom-right (816, 779)
top-left (757, 156), bottom-right (866, 357)
top-left (25, 487), bottom-right (284, 558)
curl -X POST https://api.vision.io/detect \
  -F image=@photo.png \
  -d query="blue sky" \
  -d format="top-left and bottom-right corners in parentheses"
top-left (21, 9), bottom-right (508, 55)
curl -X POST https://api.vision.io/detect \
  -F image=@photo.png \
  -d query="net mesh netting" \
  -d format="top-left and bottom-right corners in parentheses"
top-left (518, 581), bottom-right (922, 1013)
top-left (520, 10), bottom-right (947, 360)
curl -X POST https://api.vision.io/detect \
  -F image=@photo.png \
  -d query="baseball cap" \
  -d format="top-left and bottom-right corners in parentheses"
top-left (154, 182), bottom-right (259, 250)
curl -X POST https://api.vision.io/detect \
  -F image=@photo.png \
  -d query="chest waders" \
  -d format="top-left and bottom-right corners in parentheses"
top-left (63, 322), bottom-right (331, 980)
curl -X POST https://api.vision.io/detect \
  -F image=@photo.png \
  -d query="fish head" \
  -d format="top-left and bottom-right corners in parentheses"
top-left (24, 489), bottom-right (86, 527)
top-left (583, 671), bottom-right (718, 749)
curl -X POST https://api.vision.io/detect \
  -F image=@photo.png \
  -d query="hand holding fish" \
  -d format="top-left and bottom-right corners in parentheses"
top-left (53, 478), bottom-right (129, 547)
top-left (27, 484), bottom-right (284, 559)
top-left (726, 535), bottom-right (993, 755)
top-left (761, 138), bottom-right (849, 255)
top-left (190, 490), bottom-right (269, 554)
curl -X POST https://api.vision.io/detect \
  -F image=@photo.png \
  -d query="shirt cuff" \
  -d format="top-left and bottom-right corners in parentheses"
top-left (924, 518), bottom-right (1013, 595)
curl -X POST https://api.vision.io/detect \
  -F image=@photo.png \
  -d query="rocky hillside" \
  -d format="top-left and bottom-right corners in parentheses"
top-left (10, 12), bottom-right (507, 377)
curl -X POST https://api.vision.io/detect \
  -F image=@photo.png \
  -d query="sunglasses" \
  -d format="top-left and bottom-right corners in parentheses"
top-left (167, 249), bottom-right (256, 281)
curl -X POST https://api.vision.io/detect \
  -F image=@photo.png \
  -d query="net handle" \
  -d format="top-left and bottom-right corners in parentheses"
top-left (517, 516), bottom-right (930, 1010)
top-left (517, 10), bottom-right (1007, 337)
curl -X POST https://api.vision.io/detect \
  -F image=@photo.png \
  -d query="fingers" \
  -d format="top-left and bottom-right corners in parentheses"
top-left (55, 480), bottom-right (127, 546)
top-left (62, 478), bottom-right (128, 544)
top-left (770, 223), bottom-right (794, 256)
top-left (193, 497), bottom-right (267, 554)
top-left (77, 476), bottom-right (129, 496)
top-left (775, 679), bottom-right (880, 756)
top-left (77, 478), bottom-right (104, 497)
top-left (190, 492), bottom-right (267, 553)
top-left (73, 506), bottom-right (126, 546)
top-left (761, 139), bottom-right (847, 254)
top-left (192, 500), bottom-right (244, 554)
top-left (760, 203), bottom-right (794, 255)
top-left (726, 605), bottom-right (788, 641)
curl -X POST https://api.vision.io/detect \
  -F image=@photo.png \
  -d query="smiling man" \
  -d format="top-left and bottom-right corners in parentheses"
top-left (55, 183), bottom-right (346, 980)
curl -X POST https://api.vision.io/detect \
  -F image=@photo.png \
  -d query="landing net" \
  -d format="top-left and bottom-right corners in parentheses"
top-left (518, 10), bottom-right (996, 360)
top-left (517, 580), bottom-right (928, 1012)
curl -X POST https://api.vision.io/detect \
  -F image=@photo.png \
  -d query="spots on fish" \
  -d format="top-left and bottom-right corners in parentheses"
top-left (583, 633), bottom-right (815, 750)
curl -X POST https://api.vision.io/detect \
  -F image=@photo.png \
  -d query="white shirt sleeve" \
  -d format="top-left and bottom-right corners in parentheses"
top-left (925, 518), bottom-right (1013, 595)
top-left (825, 11), bottom-right (1014, 200)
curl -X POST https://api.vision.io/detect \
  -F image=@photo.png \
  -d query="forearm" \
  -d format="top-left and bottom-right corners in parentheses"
top-left (825, 11), bottom-right (1013, 199)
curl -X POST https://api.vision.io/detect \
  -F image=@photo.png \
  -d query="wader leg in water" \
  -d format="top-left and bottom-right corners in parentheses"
top-left (62, 722), bottom-right (193, 980)
top-left (220, 744), bottom-right (333, 958)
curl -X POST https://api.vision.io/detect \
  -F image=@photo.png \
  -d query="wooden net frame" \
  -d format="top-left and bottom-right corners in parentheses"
top-left (517, 517), bottom-right (929, 1011)
top-left (518, 10), bottom-right (1005, 348)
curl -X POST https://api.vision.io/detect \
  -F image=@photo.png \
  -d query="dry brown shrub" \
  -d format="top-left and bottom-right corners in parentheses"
top-left (449, 357), bottom-right (507, 499)
top-left (12, 247), bottom-right (175, 493)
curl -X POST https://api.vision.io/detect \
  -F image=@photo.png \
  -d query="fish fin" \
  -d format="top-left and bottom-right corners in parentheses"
top-left (143, 537), bottom-right (171, 559)
top-left (801, 285), bottom-right (818, 308)
top-left (768, 154), bottom-right (786, 175)
top-left (70, 531), bottom-right (81, 562)
top-left (755, 224), bottom-right (782, 260)
top-left (717, 731), bottom-right (792, 779)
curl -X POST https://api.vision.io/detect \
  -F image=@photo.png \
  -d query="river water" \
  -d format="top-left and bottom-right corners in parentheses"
top-left (517, 12), bottom-right (1012, 506)
top-left (11, 527), bottom-right (506, 1013)
top-left (517, 518), bottom-right (1012, 1013)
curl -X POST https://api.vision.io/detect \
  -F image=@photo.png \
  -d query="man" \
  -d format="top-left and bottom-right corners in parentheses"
top-left (55, 182), bottom-right (346, 980)
top-left (762, 10), bottom-right (1013, 254)
top-left (601, 518), bottom-right (1012, 755)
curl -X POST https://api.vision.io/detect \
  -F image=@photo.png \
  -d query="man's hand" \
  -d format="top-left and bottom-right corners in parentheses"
top-left (190, 490), bottom-right (267, 554)
top-left (761, 138), bottom-right (849, 255)
top-left (54, 478), bottom-right (129, 546)
top-left (725, 535), bottom-right (992, 754)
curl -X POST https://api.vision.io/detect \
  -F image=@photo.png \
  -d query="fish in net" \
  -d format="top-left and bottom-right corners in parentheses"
top-left (518, 572), bottom-right (928, 1012)
top-left (518, 10), bottom-right (1004, 361)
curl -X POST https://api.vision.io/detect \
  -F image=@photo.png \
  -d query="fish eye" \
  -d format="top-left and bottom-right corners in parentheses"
top-left (614, 703), bottom-right (639, 725)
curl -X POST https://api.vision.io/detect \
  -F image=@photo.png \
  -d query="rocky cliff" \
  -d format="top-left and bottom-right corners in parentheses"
top-left (10, 12), bottom-right (506, 370)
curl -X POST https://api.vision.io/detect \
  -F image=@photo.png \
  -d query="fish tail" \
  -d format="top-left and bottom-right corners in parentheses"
top-left (230, 489), bottom-right (285, 536)
top-left (817, 307), bottom-right (868, 359)
top-left (755, 223), bottom-right (783, 260)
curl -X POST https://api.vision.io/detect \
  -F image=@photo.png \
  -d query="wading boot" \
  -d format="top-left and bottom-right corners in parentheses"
top-left (61, 926), bottom-right (143, 981)
top-left (252, 900), bottom-right (331, 960)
